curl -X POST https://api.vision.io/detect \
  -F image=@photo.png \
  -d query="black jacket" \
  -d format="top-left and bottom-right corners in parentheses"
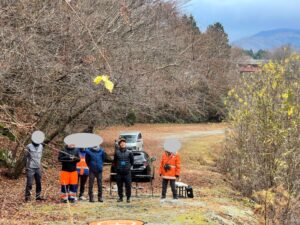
top-left (113, 148), bottom-right (134, 175)
top-left (58, 147), bottom-right (80, 172)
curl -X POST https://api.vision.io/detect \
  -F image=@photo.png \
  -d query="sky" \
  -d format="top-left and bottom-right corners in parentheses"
top-left (184, 0), bottom-right (300, 42)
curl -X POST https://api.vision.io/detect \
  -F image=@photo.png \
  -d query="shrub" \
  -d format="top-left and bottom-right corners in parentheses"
top-left (0, 149), bottom-right (16, 168)
top-left (220, 55), bottom-right (300, 223)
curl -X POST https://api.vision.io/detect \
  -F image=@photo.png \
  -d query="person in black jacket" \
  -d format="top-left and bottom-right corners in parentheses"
top-left (113, 138), bottom-right (134, 203)
top-left (58, 144), bottom-right (80, 203)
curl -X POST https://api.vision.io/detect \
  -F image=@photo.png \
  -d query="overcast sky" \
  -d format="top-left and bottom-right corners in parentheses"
top-left (184, 0), bottom-right (300, 42)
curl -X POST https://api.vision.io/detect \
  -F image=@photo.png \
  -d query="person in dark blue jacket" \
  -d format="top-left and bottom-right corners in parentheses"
top-left (85, 145), bottom-right (106, 202)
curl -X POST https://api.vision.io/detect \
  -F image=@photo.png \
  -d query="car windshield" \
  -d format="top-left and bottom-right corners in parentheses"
top-left (133, 153), bottom-right (146, 161)
top-left (120, 135), bottom-right (137, 143)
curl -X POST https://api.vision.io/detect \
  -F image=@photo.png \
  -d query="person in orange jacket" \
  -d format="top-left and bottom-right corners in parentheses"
top-left (159, 150), bottom-right (181, 200)
top-left (76, 148), bottom-right (89, 200)
top-left (58, 144), bottom-right (80, 203)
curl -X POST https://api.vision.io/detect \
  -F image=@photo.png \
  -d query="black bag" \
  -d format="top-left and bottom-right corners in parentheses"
top-left (163, 164), bottom-right (171, 171)
top-left (186, 186), bottom-right (194, 198)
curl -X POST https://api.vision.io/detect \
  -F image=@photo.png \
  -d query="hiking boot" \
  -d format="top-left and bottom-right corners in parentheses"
top-left (61, 199), bottom-right (68, 203)
top-left (126, 198), bottom-right (130, 203)
top-left (89, 194), bottom-right (95, 202)
top-left (36, 197), bottom-right (46, 201)
top-left (98, 197), bottom-right (103, 202)
top-left (79, 196), bottom-right (87, 201)
top-left (117, 198), bottom-right (123, 202)
top-left (69, 199), bottom-right (76, 203)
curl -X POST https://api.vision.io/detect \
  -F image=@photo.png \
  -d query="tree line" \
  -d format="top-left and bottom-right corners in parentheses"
top-left (0, 0), bottom-right (233, 177)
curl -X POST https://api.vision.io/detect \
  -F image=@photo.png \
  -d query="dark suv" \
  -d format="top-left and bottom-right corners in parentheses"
top-left (110, 151), bottom-right (156, 182)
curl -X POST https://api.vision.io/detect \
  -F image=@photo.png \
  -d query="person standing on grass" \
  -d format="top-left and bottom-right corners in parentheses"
top-left (58, 144), bottom-right (80, 203)
top-left (113, 138), bottom-right (134, 203)
top-left (85, 144), bottom-right (107, 203)
top-left (76, 147), bottom-right (89, 200)
top-left (25, 131), bottom-right (46, 202)
top-left (159, 139), bottom-right (181, 201)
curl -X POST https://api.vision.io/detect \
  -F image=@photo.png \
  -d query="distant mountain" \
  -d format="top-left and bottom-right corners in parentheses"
top-left (232, 28), bottom-right (300, 51)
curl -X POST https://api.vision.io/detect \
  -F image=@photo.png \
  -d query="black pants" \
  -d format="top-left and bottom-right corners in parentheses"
top-left (161, 179), bottom-right (177, 198)
top-left (88, 171), bottom-right (102, 198)
top-left (78, 174), bottom-right (88, 197)
top-left (116, 173), bottom-right (131, 199)
top-left (25, 168), bottom-right (42, 200)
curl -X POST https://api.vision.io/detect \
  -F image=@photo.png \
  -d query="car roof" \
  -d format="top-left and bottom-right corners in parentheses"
top-left (119, 131), bottom-right (141, 135)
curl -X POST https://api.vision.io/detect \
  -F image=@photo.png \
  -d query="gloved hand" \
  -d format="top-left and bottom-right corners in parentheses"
top-left (159, 174), bottom-right (162, 177)
top-left (175, 175), bottom-right (179, 179)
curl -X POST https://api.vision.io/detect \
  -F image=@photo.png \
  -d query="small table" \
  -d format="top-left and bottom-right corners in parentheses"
top-left (175, 181), bottom-right (188, 198)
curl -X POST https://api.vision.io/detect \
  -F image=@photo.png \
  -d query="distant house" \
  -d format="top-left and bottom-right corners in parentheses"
top-left (236, 59), bottom-right (267, 74)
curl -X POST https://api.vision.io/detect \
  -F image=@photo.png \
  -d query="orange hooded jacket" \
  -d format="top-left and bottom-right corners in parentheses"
top-left (159, 152), bottom-right (180, 180)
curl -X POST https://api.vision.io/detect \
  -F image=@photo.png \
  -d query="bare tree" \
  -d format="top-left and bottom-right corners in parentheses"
top-left (1, 0), bottom-right (234, 177)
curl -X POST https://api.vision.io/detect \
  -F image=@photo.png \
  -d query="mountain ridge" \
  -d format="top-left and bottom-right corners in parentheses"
top-left (232, 28), bottom-right (300, 51)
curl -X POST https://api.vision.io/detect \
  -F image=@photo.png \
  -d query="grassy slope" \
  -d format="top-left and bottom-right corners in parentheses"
top-left (1, 124), bottom-right (262, 224)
